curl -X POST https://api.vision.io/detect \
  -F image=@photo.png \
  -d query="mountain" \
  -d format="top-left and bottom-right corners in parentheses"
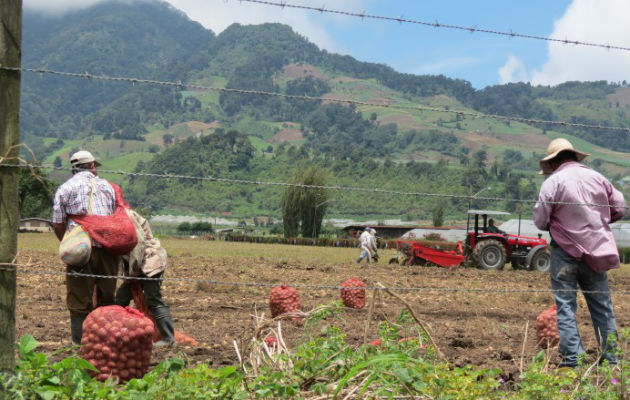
top-left (21, 1), bottom-right (213, 138)
top-left (19, 1), bottom-right (630, 220)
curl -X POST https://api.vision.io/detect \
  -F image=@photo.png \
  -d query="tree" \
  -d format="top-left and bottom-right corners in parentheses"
top-left (281, 164), bottom-right (329, 238)
top-left (53, 156), bottom-right (62, 168)
top-left (163, 134), bottom-right (174, 147)
top-left (432, 203), bottom-right (445, 227)
top-left (18, 167), bottom-right (53, 218)
top-left (472, 150), bottom-right (488, 169)
top-left (177, 222), bottom-right (191, 232)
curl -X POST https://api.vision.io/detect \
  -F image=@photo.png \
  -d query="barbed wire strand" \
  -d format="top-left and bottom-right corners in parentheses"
top-left (1, 264), bottom-right (627, 295)
top-left (2, 66), bottom-right (628, 133)
top-left (1, 162), bottom-right (627, 209)
top-left (238, 0), bottom-right (630, 52)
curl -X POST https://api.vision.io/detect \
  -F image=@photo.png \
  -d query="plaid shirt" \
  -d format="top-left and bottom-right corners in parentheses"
top-left (52, 171), bottom-right (116, 227)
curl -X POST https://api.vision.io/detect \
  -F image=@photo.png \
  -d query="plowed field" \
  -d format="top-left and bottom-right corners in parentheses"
top-left (16, 233), bottom-right (630, 380)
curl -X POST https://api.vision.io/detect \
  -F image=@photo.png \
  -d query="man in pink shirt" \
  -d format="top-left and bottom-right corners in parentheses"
top-left (534, 138), bottom-right (626, 367)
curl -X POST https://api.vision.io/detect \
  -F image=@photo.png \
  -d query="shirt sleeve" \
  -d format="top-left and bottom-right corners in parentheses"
top-left (52, 188), bottom-right (66, 224)
top-left (606, 181), bottom-right (627, 223)
top-left (140, 215), bottom-right (154, 239)
top-left (533, 181), bottom-right (553, 231)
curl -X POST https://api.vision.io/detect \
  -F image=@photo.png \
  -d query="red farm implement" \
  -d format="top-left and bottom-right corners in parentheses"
top-left (394, 210), bottom-right (550, 271)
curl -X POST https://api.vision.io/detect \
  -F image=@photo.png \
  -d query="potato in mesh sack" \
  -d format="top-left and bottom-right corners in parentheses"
top-left (80, 305), bottom-right (153, 382)
top-left (536, 304), bottom-right (560, 349)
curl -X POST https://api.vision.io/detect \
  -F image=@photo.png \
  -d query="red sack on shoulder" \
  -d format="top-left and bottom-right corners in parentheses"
top-left (72, 182), bottom-right (137, 255)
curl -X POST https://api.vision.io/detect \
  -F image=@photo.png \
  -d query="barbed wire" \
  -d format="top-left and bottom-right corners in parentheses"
top-left (2, 65), bottom-right (628, 133)
top-left (0, 264), bottom-right (627, 295)
top-left (2, 162), bottom-right (627, 209)
top-left (237, 0), bottom-right (630, 52)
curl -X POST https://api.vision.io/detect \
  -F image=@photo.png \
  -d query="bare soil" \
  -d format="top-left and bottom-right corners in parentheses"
top-left (268, 129), bottom-right (304, 143)
top-left (378, 114), bottom-right (417, 131)
top-left (607, 88), bottom-right (630, 117)
top-left (15, 237), bottom-right (630, 381)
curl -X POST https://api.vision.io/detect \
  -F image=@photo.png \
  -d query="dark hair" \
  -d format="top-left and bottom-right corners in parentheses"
top-left (489, 218), bottom-right (495, 225)
top-left (71, 162), bottom-right (93, 174)
top-left (553, 150), bottom-right (578, 164)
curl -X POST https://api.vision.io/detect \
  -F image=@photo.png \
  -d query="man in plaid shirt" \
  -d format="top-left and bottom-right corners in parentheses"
top-left (52, 151), bottom-right (120, 344)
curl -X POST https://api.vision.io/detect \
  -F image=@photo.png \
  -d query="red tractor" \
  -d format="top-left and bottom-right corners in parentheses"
top-left (464, 210), bottom-right (550, 271)
top-left (396, 210), bottom-right (550, 271)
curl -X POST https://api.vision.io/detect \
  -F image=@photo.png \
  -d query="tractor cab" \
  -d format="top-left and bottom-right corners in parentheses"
top-left (464, 210), bottom-right (550, 271)
top-left (467, 210), bottom-right (510, 234)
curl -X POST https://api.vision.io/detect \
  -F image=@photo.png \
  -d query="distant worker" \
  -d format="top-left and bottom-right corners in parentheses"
top-left (357, 227), bottom-right (378, 263)
top-left (116, 209), bottom-right (176, 347)
top-left (534, 138), bottom-right (626, 368)
top-left (52, 151), bottom-right (119, 344)
top-left (486, 219), bottom-right (504, 234)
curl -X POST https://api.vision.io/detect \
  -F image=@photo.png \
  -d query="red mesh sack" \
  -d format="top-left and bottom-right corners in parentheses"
top-left (71, 182), bottom-right (137, 255)
top-left (131, 283), bottom-right (199, 346)
top-left (536, 305), bottom-right (560, 349)
top-left (269, 285), bottom-right (300, 318)
top-left (340, 278), bottom-right (366, 309)
top-left (80, 305), bottom-right (153, 382)
top-left (264, 336), bottom-right (278, 348)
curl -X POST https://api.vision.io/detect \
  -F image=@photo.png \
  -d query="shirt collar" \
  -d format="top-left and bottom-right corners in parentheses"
top-left (552, 161), bottom-right (583, 175)
top-left (74, 170), bottom-right (96, 178)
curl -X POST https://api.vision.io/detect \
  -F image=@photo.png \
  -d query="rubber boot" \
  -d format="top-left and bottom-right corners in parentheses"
top-left (71, 315), bottom-right (86, 345)
top-left (152, 306), bottom-right (176, 347)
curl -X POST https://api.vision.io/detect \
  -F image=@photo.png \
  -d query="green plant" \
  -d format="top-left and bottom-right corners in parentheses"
top-left (5, 327), bottom-right (630, 399)
top-left (0, 335), bottom-right (111, 400)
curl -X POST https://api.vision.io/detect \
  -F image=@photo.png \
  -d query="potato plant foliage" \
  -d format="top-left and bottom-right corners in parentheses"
top-left (1, 313), bottom-right (629, 399)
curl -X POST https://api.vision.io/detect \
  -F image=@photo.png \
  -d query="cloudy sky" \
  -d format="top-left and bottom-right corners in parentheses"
top-left (23, 0), bottom-right (630, 88)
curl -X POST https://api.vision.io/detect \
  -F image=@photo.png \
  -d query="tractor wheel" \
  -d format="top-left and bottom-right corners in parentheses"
top-left (472, 239), bottom-right (507, 270)
top-left (530, 248), bottom-right (551, 272)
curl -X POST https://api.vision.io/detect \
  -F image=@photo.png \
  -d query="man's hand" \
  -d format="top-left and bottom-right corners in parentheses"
top-left (52, 223), bottom-right (66, 241)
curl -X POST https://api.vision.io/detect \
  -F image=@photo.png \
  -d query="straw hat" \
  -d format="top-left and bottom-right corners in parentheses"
top-left (539, 138), bottom-right (588, 174)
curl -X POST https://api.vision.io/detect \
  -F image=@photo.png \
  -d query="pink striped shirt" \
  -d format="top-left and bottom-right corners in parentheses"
top-left (533, 161), bottom-right (626, 271)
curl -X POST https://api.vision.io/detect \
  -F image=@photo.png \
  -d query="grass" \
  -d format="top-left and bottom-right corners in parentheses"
top-left (42, 138), bottom-right (151, 165)
top-left (42, 139), bottom-right (83, 163)
top-left (17, 233), bottom-right (398, 265)
top-left (230, 117), bottom-right (283, 140)
top-left (248, 136), bottom-right (272, 152)
top-left (19, 233), bottom-right (630, 272)
top-left (99, 152), bottom-right (153, 172)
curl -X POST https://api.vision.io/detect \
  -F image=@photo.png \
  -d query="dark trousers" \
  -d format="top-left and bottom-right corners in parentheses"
top-left (66, 247), bottom-right (120, 318)
top-left (115, 272), bottom-right (168, 310)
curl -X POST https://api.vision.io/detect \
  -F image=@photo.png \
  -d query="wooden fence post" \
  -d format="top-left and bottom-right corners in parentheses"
top-left (0, 0), bottom-right (23, 372)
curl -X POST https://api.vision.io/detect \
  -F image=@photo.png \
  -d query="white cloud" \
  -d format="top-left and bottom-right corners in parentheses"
top-left (414, 56), bottom-right (480, 75)
top-left (23, 0), bottom-right (367, 54)
top-left (529, 0), bottom-right (630, 85)
top-left (24, 0), bottom-right (136, 15)
top-left (498, 54), bottom-right (528, 84)
top-left (168, 0), bottom-right (345, 52)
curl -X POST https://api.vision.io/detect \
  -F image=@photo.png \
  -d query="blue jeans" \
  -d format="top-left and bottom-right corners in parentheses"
top-left (550, 243), bottom-right (618, 366)
top-left (357, 246), bottom-right (371, 263)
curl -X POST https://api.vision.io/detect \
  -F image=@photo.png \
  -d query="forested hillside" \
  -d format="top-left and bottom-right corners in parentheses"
top-left (19, 0), bottom-right (630, 221)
